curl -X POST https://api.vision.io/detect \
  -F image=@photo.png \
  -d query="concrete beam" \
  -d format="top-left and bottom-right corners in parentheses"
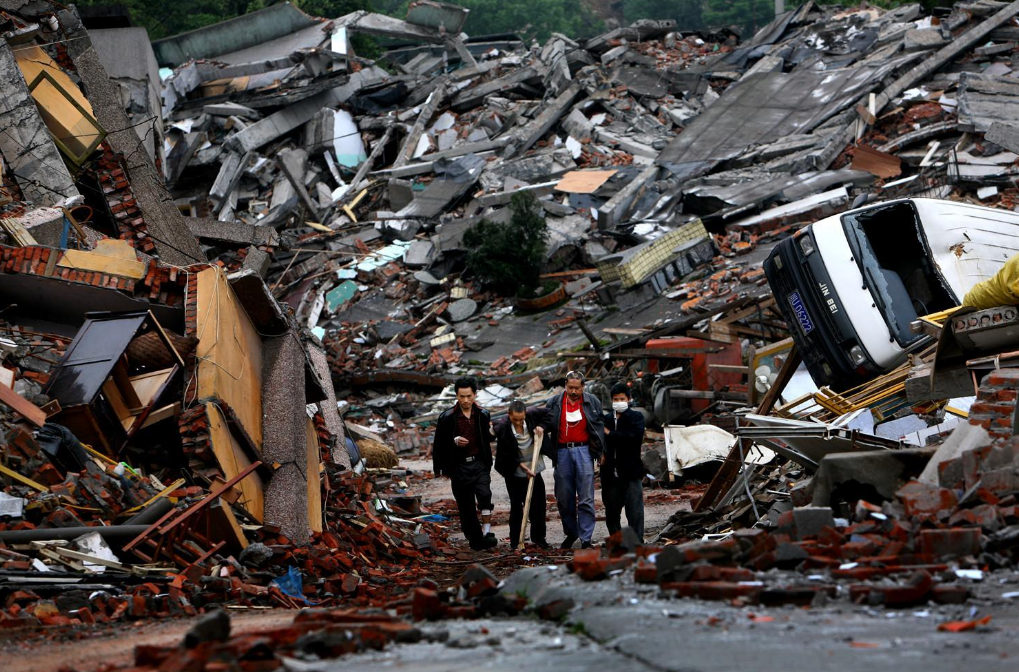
top-left (393, 81), bottom-right (447, 168)
top-left (261, 334), bottom-right (309, 544)
top-left (225, 68), bottom-right (383, 154)
top-left (596, 165), bottom-right (659, 230)
top-left (60, 8), bottom-right (207, 266)
top-left (307, 341), bottom-right (350, 469)
top-left (340, 11), bottom-right (445, 44)
top-left (986, 121), bottom-right (1019, 153)
top-left (277, 148), bottom-right (323, 222)
top-left (504, 81), bottom-right (582, 159)
top-left (186, 217), bottom-right (279, 247)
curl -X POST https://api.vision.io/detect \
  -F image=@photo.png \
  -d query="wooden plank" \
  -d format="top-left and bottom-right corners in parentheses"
top-left (53, 546), bottom-right (128, 571)
top-left (0, 381), bottom-right (46, 426)
top-left (0, 217), bottom-right (38, 246)
top-left (600, 327), bottom-right (650, 336)
top-left (141, 402), bottom-right (180, 429)
top-left (129, 368), bottom-right (175, 407)
top-left (58, 239), bottom-right (146, 279)
top-left (707, 364), bottom-right (750, 373)
top-left (756, 345), bottom-right (801, 415)
top-left (207, 402), bottom-right (265, 522)
top-left (558, 346), bottom-right (726, 360)
top-left (0, 463), bottom-right (48, 491)
top-left (306, 416), bottom-right (323, 534)
top-left (208, 501), bottom-right (249, 552)
top-left (196, 268), bottom-right (264, 444)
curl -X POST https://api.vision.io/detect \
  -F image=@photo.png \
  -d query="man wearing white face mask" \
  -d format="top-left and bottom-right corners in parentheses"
top-left (541, 370), bottom-right (604, 549)
top-left (602, 382), bottom-right (645, 541)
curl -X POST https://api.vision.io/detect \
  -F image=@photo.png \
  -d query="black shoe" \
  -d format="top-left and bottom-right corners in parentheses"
top-left (534, 540), bottom-right (550, 550)
top-left (485, 532), bottom-right (496, 541)
top-left (469, 535), bottom-right (498, 551)
top-left (580, 540), bottom-right (593, 549)
top-left (560, 535), bottom-right (578, 549)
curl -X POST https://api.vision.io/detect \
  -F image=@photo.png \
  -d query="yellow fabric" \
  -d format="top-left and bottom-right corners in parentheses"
top-left (963, 253), bottom-right (1019, 308)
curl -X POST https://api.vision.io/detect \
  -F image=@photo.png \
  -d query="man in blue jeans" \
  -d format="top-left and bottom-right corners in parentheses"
top-left (542, 371), bottom-right (605, 549)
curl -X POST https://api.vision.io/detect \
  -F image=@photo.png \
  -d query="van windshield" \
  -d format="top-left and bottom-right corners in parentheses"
top-left (841, 201), bottom-right (956, 347)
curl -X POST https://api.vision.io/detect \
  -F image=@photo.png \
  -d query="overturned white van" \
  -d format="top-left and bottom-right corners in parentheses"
top-left (764, 198), bottom-right (1019, 390)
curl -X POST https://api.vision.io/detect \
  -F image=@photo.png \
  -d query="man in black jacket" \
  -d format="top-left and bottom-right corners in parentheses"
top-left (432, 377), bottom-right (497, 550)
top-left (494, 400), bottom-right (549, 549)
top-left (602, 382), bottom-right (646, 541)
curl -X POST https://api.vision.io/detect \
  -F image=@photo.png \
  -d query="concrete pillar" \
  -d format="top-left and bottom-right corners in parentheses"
top-left (307, 341), bottom-right (351, 469)
top-left (261, 334), bottom-right (309, 544)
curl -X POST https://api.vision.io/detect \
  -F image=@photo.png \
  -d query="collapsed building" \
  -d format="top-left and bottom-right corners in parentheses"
top-left (4, 0), bottom-right (1019, 636)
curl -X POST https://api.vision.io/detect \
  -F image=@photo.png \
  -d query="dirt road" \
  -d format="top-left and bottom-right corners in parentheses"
top-left (0, 610), bottom-right (294, 672)
top-left (400, 457), bottom-right (678, 546)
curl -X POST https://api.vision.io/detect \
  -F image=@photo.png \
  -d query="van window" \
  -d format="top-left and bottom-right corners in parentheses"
top-left (841, 201), bottom-right (955, 346)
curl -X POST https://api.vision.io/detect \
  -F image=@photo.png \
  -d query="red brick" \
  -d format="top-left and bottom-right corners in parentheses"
top-left (896, 481), bottom-right (958, 517)
top-left (919, 528), bottom-right (982, 558)
top-left (664, 581), bottom-right (763, 603)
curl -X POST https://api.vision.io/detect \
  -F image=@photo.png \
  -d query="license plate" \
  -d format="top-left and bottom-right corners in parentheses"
top-left (788, 291), bottom-right (814, 335)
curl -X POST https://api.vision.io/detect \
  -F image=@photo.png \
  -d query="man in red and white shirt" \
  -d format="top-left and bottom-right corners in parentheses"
top-left (541, 371), bottom-right (605, 549)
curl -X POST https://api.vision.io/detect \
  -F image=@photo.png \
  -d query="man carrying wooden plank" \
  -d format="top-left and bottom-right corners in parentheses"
top-left (494, 400), bottom-right (549, 549)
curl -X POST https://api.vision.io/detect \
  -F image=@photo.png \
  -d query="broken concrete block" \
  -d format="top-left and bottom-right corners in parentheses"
top-left (792, 506), bottom-right (835, 540)
top-left (904, 28), bottom-right (947, 50)
top-left (404, 239), bottom-right (436, 268)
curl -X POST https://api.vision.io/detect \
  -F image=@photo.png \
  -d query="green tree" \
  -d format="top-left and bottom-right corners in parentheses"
top-left (75, 0), bottom-right (374, 40)
top-left (455, 0), bottom-right (603, 42)
top-left (463, 192), bottom-right (549, 297)
top-left (701, 0), bottom-right (774, 36)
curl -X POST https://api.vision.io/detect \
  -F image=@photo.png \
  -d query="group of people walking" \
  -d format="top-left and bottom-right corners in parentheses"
top-left (431, 372), bottom-right (646, 550)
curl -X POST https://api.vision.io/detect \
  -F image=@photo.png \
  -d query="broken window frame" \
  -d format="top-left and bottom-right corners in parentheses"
top-left (27, 70), bottom-right (108, 166)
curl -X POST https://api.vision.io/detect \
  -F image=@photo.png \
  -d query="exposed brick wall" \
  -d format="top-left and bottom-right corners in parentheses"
top-left (968, 368), bottom-right (1019, 441)
top-left (0, 244), bottom-right (193, 306)
top-left (96, 143), bottom-right (156, 254)
top-left (178, 404), bottom-right (213, 465)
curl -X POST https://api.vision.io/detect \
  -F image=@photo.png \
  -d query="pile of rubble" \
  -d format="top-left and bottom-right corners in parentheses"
top-left (7, 0), bottom-right (1019, 646)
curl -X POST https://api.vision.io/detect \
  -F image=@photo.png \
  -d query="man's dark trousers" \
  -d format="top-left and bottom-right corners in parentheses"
top-left (603, 474), bottom-right (644, 540)
top-left (451, 459), bottom-right (493, 544)
top-left (505, 474), bottom-right (546, 545)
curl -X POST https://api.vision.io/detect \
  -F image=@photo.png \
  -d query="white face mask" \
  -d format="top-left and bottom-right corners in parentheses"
top-left (612, 401), bottom-right (629, 413)
top-left (565, 408), bottom-right (583, 423)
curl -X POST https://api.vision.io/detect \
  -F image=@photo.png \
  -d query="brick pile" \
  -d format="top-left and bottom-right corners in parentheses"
top-left (55, 563), bottom-right (524, 672)
top-left (0, 244), bottom-right (192, 307)
top-left (0, 463), bottom-right (468, 629)
top-left (564, 371), bottom-right (1019, 607)
top-left (95, 144), bottom-right (156, 253)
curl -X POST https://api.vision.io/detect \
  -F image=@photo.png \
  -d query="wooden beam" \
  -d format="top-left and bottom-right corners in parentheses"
top-left (0, 463), bottom-right (48, 492)
top-left (0, 382), bottom-right (46, 426)
top-left (708, 364), bottom-right (750, 373)
top-left (756, 345), bottom-right (801, 415)
top-left (559, 346), bottom-right (726, 360)
top-left (668, 389), bottom-right (748, 401)
top-left (393, 82), bottom-right (447, 168)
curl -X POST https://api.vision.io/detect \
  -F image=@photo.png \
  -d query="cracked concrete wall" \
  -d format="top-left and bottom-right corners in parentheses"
top-left (261, 334), bottom-right (310, 544)
top-left (0, 41), bottom-right (79, 206)
top-left (90, 27), bottom-right (165, 168)
top-left (57, 8), bottom-right (207, 267)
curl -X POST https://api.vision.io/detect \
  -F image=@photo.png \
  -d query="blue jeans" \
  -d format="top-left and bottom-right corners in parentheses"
top-left (555, 446), bottom-right (595, 542)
